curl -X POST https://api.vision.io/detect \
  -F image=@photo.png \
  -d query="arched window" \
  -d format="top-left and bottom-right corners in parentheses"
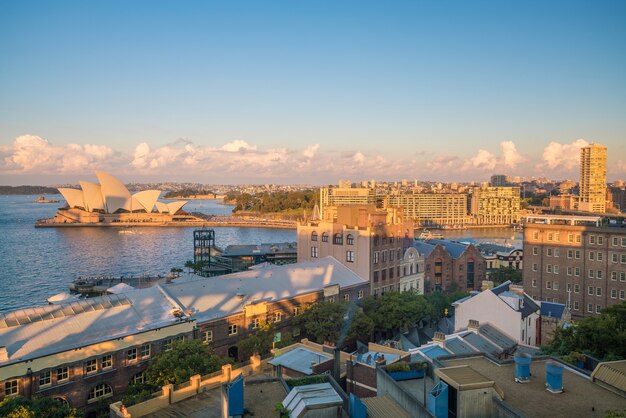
top-left (311, 231), bottom-right (318, 241)
top-left (54, 397), bottom-right (70, 407)
top-left (321, 233), bottom-right (329, 243)
top-left (333, 233), bottom-right (343, 245)
top-left (88, 383), bottom-right (112, 402)
top-left (346, 234), bottom-right (354, 245)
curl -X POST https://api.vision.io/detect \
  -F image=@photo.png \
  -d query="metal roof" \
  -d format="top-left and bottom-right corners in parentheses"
top-left (591, 360), bottom-right (626, 394)
top-left (362, 395), bottom-right (410, 418)
top-left (445, 337), bottom-right (479, 355)
top-left (420, 345), bottom-right (452, 360)
top-left (462, 332), bottom-right (503, 356)
top-left (426, 239), bottom-right (470, 259)
top-left (268, 347), bottom-right (332, 375)
top-left (283, 383), bottom-right (343, 417)
top-left (412, 241), bottom-right (436, 258)
top-left (479, 323), bottom-right (516, 352)
top-left (540, 301), bottom-right (566, 319)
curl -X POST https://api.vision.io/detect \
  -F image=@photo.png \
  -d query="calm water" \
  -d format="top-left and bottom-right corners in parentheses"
top-left (0, 196), bottom-right (296, 313)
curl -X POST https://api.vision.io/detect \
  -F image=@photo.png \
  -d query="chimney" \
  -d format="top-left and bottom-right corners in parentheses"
top-left (433, 332), bottom-right (446, 343)
top-left (0, 346), bottom-right (8, 363)
top-left (481, 280), bottom-right (494, 290)
top-left (468, 320), bottom-right (480, 331)
top-left (510, 284), bottom-right (525, 295)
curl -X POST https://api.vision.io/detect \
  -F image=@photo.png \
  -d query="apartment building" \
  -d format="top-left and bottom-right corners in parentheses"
top-left (469, 186), bottom-right (521, 225)
top-left (386, 193), bottom-right (471, 226)
top-left (297, 206), bottom-right (423, 296)
top-left (413, 239), bottom-right (486, 293)
top-left (319, 187), bottom-right (379, 219)
top-left (578, 143), bottom-right (607, 213)
top-left (522, 214), bottom-right (626, 319)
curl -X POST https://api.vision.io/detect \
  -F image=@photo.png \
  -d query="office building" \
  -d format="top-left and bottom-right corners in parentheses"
top-left (522, 214), bottom-right (626, 319)
top-left (578, 143), bottom-right (607, 213)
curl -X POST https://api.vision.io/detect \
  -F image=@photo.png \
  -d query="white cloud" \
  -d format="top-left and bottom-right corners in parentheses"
top-left (353, 152), bottom-right (365, 165)
top-left (303, 144), bottom-right (320, 159)
top-left (500, 141), bottom-right (525, 168)
top-left (465, 149), bottom-right (497, 171)
top-left (540, 139), bottom-right (588, 170)
top-left (2, 135), bottom-right (113, 173)
top-left (221, 140), bottom-right (257, 152)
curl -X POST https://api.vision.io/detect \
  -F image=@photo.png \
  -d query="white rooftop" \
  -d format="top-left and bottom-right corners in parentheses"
top-left (163, 257), bottom-right (368, 323)
top-left (283, 383), bottom-right (343, 418)
top-left (0, 286), bottom-right (183, 366)
top-left (268, 347), bottom-right (332, 375)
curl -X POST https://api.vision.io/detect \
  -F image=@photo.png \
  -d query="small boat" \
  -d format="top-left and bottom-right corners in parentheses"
top-left (418, 230), bottom-right (444, 240)
top-left (35, 195), bottom-right (60, 203)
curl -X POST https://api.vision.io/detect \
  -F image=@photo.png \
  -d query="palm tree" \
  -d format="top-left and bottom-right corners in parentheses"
top-left (184, 260), bottom-right (194, 274)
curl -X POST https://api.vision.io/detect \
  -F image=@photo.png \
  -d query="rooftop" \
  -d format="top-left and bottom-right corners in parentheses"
top-left (435, 365), bottom-right (496, 391)
top-left (283, 383), bottom-right (343, 417)
top-left (0, 287), bottom-right (183, 366)
top-left (443, 356), bottom-right (626, 418)
top-left (221, 242), bottom-right (297, 257)
top-left (268, 347), bottom-right (332, 375)
top-left (164, 257), bottom-right (368, 323)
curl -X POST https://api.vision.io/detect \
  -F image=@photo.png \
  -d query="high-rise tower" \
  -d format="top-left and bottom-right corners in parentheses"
top-left (579, 143), bottom-right (607, 213)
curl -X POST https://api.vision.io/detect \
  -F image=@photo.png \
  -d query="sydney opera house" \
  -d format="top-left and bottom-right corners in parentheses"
top-left (45, 171), bottom-right (202, 225)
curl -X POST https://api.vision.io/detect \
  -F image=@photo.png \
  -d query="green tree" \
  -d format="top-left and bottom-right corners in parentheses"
top-left (0, 397), bottom-right (81, 418)
top-left (347, 310), bottom-right (375, 342)
top-left (365, 291), bottom-right (430, 333)
top-left (184, 260), bottom-right (194, 274)
top-left (237, 322), bottom-right (293, 359)
top-left (145, 339), bottom-right (224, 386)
top-left (293, 302), bottom-right (348, 344)
top-left (489, 267), bottom-right (522, 285)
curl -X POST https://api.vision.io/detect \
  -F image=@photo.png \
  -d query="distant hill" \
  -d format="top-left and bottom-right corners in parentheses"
top-left (0, 186), bottom-right (59, 195)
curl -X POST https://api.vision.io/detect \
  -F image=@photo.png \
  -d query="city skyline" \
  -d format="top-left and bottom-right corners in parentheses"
top-left (1, 1), bottom-right (625, 185)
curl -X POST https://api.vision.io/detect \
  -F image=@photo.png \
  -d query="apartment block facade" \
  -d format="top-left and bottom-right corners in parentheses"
top-left (522, 215), bottom-right (626, 319)
top-left (579, 143), bottom-right (607, 213)
top-left (469, 186), bottom-right (521, 225)
top-left (297, 206), bottom-right (423, 297)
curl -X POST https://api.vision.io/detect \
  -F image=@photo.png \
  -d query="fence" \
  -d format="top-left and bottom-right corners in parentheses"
top-left (110, 354), bottom-right (266, 418)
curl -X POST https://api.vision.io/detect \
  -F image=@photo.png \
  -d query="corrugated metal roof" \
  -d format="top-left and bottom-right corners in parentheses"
top-left (268, 347), bottom-right (331, 375)
top-left (283, 383), bottom-right (342, 417)
top-left (462, 332), bottom-right (503, 355)
top-left (591, 360), bottom-right (626, 393)
top-left (362, 395), bottom-right (410, 418)
top-left (413, 241), bottom-right (436, 258)
top-left (540, 301), bottom-right (566, 319)
top-left (445, 337), bottom-right (479, 355)
top-left (427, 239), bottom-right (469, 259)
top-left (479, 323), bottom-right (516, 351)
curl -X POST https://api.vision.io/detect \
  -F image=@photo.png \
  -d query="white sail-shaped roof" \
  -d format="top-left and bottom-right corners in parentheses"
top-left (132, 190), bottom-right (161, 213)
top-left (95, 170), bottom-right (132, 213)
top-left (155, 201), bottom-right (169, 213)
top-left (79, 181), bottom-right (105, 212)
top-left (166, 201), bottom-right (187, 215)
top-left (58, 188), bottom-right (85, 209)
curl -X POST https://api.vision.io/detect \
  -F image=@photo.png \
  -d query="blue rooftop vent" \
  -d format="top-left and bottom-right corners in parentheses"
top-left (427, 381), bottom-right (449, 418)
top-left (545, 361), bottom-right (564, 393)
top-left (514, 353), bottom-right (531, 383)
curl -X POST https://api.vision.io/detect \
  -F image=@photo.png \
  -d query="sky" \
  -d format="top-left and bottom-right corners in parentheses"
top-left (1, 0), bottom-right (625, 185)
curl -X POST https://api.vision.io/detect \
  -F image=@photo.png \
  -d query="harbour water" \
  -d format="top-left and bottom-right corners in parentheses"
top-left (0, 195), bottom-right (521, 313)
top-left (0, 195), bottom-right (296, 313)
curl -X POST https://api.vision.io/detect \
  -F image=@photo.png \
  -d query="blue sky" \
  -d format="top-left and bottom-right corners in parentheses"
top-left (1, 0), bottom-right (625, 184)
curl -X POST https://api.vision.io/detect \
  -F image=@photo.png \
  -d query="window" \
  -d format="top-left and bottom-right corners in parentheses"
top-left (554, 265), bottom-right (559, 275)
top-left (346, 234), bottom-right (354, 245)
top-left (382, 251), bottom-right (387, 263)
top-left (358, 290), bottom-right (364, 299)
top-left (533, 231), bottom-right (539, 240)
top-left (546, 265), bottom-right (552, 273)
top-left (567, 250), bottom-right (573, 259)
top-left (553, 281), bottom-right (559, 290)
top-left (547, 232), bottom-right (553, 241)
top-left (311, 232), bottom-right (318, 241)
top-left (532, 279), bottom-right (537, 287)
top-left (390, 250), bottom-right (395, 261)
top-left (163, 339), bottom-right (173, 351)
top-left (612, 237), bottom-right (618, 246)
top-left (588, 286), bottom-right (594, 296)
top-left (622, 237), bottom-right (626, 246)
top-left (202, 330), bottom-right (213, 344)
top-left (546, 281), bottom-right (552, 289)
top-left (251, 318), bottom-right (260, 329)
top-left (597, 252), bottom-right (603, 262)
top-left (613, 253), bottom-right (619, 263)
top-left (575, 267), bottom-right (580, 276)
top-left (588, 303), bottom-right (593, 313)
top-left (621, 272), bottom-right (626, 282)
top-left (374, 252), bottom-right (379, 264)
top-left (589, 252), bottom-right (595, 261)
top-left (140, 344), bottom-right (150, 359)
top-left (596, 287), bottom-right (602, 296)
top-left (597, 270), bottom-right (603, 279)
top-left (532, 263), bottom-right (538, 272)
top-left (373, 271), bottom-right (379, 282)
top-left (567, 267), bottom-right (572, 276)
top-left (589, 269), bottom-right (595, 279)
top-left (574, 284), bottom-right (580, 293)
top-left (228, 324), bottom-right (238, 335)
top-left (598, 236), bottom-right (604, 245)
top-left (57, 367), bottom-right (69, 383)
top-left (576, 235), bottom-right (581, 243)
top-left (101, 354), bottom-right (112, 369)
top-left (132, 372), bottom-right (145, 385)
top-left (39, 371), bottom-right (51, 387)
top-left (346, 250), bottom-right (354, 263)
top-left (575, 250), bottom-right (581, 259)
top-left (321, 233), bottom-right (328, 243)
top-left (311, 246), bottom-right (318, 258)
top-left (88, 383), bottom-right (112, 402)
top-left (389, 267), bottom-right (394, 279)
top-left (5, 380), bottom-right (18, 396)
top-left (555, 233), bottom-right (560, 241)
top-left (293, 307), bottom-right (301, 316)
top-left (568, 234), bottom-right (574, 243)
top-left (621, 290), bottom-right (625, 300)
top-left (85, 359), bottom-right (97, 374)
top-left (327, 296), bottom-right (335, 303)
top-left (574, 301), bottom-right (579, 311)
top-left (127, 348), bottom-right (138, 362)
top-left (554, 249), bottom-right (560, 257)
top-left (621, 254), bottom-right (626, 264)
top-left (596, 305), bottom-right (602, 314)
top-left (374, 235), bottom-right (380, 246)
top-left (611, 289), bottom-right (617, 299)
top-left (274, 312), bottom-right (282, 323)
top-left (533, 247), bottom-right (539, 255)
top-left (333, 233), bottom-right (343, 245)
top-left (382, 269), bottom-right (387, 280)
top-left (343, 294), bottom-right (350, 301)
top-left (611, 271), bottom-right (617, 281)
top-left (547, 248), bottom-right (553, 256)
top-left (567, 283), bottom-right (572, 292)
top-left (589, 235), bottom-right (596, 245)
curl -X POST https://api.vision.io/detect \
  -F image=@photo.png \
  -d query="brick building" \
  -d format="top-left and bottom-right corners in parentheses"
top-left (413, 239), bottom-right (486, 293)
top-left (522, 214), bottom-right (626, 319)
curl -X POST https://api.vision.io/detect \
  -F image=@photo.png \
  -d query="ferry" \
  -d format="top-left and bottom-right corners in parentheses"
top-left (417, 230), bottom-right (444, 240)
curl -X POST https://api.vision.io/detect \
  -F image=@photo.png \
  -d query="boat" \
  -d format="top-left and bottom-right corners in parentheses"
top-left (418, 230), bottom-right (444, 240)
top-left (35, 195), bottom-right (60, 203)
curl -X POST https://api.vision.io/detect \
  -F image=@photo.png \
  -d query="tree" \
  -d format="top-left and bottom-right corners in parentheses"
top-left (365, 291), bottom-right (430, 334)
top-left (293, 302), bottom-right (348, 344)
top-left (347, 310), bottom-right (375, 342)
top-left (184, 260), bottom-right (194, 274)
top-left (145, 339), bottom-right (224, 386)
top-left (0, 397), bottom-right (81, 418)
top-left (237, 322), bottom-right (293, 359)
top-left (489, 267), bottom-right (522, 285)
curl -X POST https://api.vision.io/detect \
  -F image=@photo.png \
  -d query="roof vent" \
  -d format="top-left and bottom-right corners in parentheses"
top-left (546, 362), bottom-right (564, 393)
top-left (514, 353), bottom-right (531, 383)
top-left (510, 284), bottom-right (525, 295)
top-left (433, 332), bottom-right (446, 343)
top-left (468, 319), bottom-right (480, 330)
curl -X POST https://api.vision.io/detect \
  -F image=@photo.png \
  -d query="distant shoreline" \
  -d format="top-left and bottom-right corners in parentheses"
top-left (35, 219), bottom-right (297, 229)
